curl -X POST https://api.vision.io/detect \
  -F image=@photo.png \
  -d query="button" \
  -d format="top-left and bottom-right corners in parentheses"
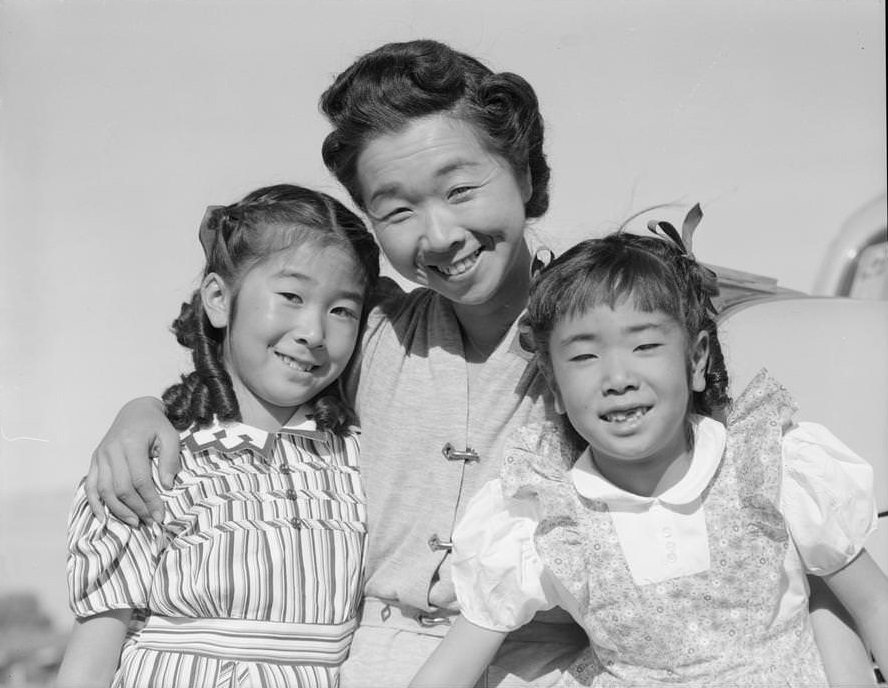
top-left (280, 464), bottom-right (294, 474)
top-left (666, 553), bottom-right (677, 563)
top-left (662, 528), bottom-right (672, 538)
top-left (428, 534), bottom-right (453, 552)
top-left (417, 613), bottom-right (452, 627)
top-left (441, 443), bottom-right (480, 462)
top-left (286, 489), bottom-right (298, 500)
top-left (289, 517), bottom-right (301, 528)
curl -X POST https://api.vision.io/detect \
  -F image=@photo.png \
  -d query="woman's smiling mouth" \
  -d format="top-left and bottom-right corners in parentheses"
top-left (429, 247), bottom-right (484, 277)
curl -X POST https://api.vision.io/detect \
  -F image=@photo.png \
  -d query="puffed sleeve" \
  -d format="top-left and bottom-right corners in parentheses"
top-left (67, 478), bottom-right (163, 617)
top-left (780, 422), bottom-right (877, 575)
top-left (451, 479), bottom-right (556, 632)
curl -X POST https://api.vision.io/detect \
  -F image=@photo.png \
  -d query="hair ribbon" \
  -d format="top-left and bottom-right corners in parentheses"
top-left (198, 205), bottom-right (225, 257)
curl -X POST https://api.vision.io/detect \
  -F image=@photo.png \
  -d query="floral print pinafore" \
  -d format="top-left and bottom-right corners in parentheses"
top-left (501, 371), bottom-right (829, 687)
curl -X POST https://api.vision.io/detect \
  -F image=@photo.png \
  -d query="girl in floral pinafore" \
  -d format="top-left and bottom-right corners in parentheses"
top-left (410, 209), bottom-right (888, 688)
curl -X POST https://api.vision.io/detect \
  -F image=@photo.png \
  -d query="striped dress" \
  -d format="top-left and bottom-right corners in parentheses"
top-left (67, 407), bottom-right (366, 688)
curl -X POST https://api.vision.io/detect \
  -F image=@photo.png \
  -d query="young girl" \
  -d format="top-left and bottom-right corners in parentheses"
top-left (411, 212), bottom-right (888, 687)
top-left (57, 184), bottom-right (379, 688)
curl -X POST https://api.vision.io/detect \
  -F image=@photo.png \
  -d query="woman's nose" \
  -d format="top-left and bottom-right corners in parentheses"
top-left (420, 205), bottom-right (462, 252)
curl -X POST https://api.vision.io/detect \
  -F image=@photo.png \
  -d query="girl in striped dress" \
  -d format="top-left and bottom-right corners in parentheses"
top-left (57, 184), bottom-right (380, 688)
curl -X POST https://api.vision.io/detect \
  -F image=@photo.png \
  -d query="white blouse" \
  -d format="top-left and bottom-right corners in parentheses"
top-left (451, 416), bottom-right (876, 632)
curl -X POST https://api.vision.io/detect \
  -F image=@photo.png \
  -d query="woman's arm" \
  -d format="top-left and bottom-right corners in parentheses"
top-left (86, 397), bottom-right (180, 526)
top-left (823, 549), bottom-right (888, 681)
top-left (410, 616), bottom-right (508, 688)
top-left (56, 609), bottom-right (132, 688)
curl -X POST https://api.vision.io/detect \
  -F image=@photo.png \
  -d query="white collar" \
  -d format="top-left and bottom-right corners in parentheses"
top-left (569, 415), bottom-right (727, 508)
top-left (182, 406), bottom-right (327, 461)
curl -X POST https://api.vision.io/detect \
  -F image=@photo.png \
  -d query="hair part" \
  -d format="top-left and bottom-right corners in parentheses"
top-left (162, 184), bottom-right (380, 435)
top-left (525, 232), bottom-right (730, 419)
top-left (319, 39), bottom-right (550, 218)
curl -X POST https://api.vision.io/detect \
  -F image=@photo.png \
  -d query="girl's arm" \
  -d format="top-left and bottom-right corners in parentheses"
top-left (56, 609), bottom-right (132, 688)
top-left (823, 549), bottom-right (888, 680)
top-left (410, 616), bottom-right (508, 688)
top-left (86, 397), bottom-right (181, 526)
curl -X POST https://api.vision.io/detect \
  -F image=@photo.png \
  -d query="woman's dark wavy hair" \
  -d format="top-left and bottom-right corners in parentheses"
top-left (319, 39), bottom-right (550, 218)
top-left (161, 184), bottom-right (380, 435)
top-left (525, 231), bottom-right (730, 426)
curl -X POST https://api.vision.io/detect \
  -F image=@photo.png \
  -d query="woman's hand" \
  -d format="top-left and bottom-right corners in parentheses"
top-left (85, 397), bottom-right (180, 526)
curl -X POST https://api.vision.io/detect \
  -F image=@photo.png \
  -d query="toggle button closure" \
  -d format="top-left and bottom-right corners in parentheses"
top-left (442, 443), bottom-right (480, 462)
top-left (428, 534), bottom-right (453, 552)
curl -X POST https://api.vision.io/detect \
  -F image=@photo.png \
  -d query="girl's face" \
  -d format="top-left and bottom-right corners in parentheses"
top-left (204, 242), bottom-right (366, 431)
top-left (355, 114), bottom-right (532, 310)
top-left (548, 299), bottom-right (709, 486)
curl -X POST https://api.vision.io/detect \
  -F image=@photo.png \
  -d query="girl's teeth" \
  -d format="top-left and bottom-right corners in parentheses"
top-left (434, 249), bottom-right (482, 276)
top-left (277, 353), bottom-right (313, 372)
top-left (605, 408), bottom-right (647, 423)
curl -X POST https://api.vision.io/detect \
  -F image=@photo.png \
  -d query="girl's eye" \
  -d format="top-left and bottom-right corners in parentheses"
top-left (568, 352), bottom-right (598, 363)
top-left (636, 343), bottom-right (662, 352)
top-left (331, 306), bottom-right (359, 319)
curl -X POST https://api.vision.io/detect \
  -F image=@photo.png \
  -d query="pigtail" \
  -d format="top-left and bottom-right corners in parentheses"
top-left (162, 291), bottom-right (240, 431)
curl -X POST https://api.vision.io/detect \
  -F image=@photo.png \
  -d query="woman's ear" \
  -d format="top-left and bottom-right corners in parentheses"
top-left (201, 273), bottom-right (231, 328)
top-left (519, 163), bottom-right (533, 205)
top-left (690, 330), bottom-right (711, 392)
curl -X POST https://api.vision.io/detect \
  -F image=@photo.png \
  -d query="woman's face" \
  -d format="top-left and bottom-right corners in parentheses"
top-left (355, 114), bottom-right (532, 309)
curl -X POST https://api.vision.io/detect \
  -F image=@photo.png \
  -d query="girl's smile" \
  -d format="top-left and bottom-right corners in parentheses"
top-left (206, 242), bottom-right (365, 432)
top-left (548, 299), bottom-right (709, 495)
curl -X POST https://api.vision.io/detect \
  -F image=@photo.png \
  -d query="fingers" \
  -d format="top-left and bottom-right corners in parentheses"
top-left (92, 447), bottom-right (142, 527)
top-left (155, 428), bottom-right (183, 491)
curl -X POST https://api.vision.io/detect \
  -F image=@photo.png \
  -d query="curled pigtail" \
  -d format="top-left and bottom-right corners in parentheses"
top-left (162, 292), bottom-right (240, 430)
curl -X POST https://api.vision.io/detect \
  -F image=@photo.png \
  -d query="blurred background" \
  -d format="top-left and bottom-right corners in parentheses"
top-left (1, 0), bottom-right (885, 683)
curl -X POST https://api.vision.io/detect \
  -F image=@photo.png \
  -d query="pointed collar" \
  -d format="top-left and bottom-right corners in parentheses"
top-left (181, 405), bottom-right (328, 461)
top-left (569, 415), bottom-right (727, 508)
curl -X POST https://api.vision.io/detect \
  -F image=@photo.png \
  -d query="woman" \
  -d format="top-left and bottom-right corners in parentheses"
top-left (85, 39), bottom-right (870, 687)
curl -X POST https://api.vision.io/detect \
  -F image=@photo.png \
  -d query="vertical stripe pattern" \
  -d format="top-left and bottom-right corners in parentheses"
top-left (67, 413), bottom-right (366, 687)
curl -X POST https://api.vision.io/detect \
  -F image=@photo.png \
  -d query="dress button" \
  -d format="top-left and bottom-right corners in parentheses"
top-left (286, 489), bottom-right (298, 500)
top-left (662, 528), bottom-right (672, 538)
top-left (667, 553), bottom-right (677, 563)
top-left (280, 464), bottom-right (293, 474)
top-left (290, 517), bottom-right (301, 528)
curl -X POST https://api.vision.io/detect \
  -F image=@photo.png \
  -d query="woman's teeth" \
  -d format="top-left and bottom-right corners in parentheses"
top-left (433, 248), bottom-right (482, 277)
top-left (276, 353), bottom-right (314, 372)
top-left (603, 407), bottom-right (648, 423)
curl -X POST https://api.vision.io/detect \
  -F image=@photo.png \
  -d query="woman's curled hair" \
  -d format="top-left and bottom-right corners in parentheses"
top-left (320, 39), bottom-right (550, 219)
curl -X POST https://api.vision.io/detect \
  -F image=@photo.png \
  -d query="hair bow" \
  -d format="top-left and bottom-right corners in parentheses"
top-left (198, 205), bottom-right (225, 257)
top-left (646, 203), bottom-right (703, 257)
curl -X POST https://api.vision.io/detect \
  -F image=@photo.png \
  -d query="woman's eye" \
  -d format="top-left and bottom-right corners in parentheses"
top-left (448, 185), bottom-right (474, 200)
top-left (383, 207), bottom-right (412, 223)
top-left (281, 292), bottom-right (302, 304)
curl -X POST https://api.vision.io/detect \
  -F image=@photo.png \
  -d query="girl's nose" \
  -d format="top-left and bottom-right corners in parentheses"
top-left (602, 354), bottom-right (638, 395)
top-left (293, 311), bottom-right (325, 349)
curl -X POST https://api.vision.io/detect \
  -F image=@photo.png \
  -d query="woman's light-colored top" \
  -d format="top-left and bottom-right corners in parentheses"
top-left (349, 274), bottom-right (560, 613)
top-left (452, 406), bottom-right (875, 634)
top-left (67, 407), bottom-right (366, 686)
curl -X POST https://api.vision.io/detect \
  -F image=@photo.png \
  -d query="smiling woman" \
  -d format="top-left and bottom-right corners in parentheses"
top-left (356, 114), bottom-right (533, 337)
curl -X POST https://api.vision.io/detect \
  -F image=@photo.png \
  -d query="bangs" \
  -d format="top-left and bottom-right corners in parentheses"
top-left (546, 242), bottom-right (684, 325)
